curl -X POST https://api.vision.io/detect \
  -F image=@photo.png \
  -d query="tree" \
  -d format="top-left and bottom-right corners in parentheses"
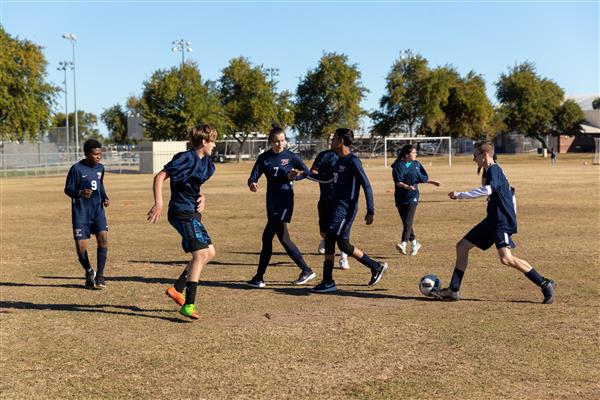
top-left (219, 57), bottom-right (279, 161)
top-left (294, 52), bottom-right (367, 138)
top-left (101, 104), bottom-right (128, 144)
top-left (553, 99), bottom-right (585, 136)
top-left (439, 71), bottom-right (496, 139)
top-left (52, 110), bottom-right (101, 142)
top-left (372, 55), bottom-right (431, 137)
top-left (592, 97), bottom-right (600, 110)
top-left (140, 62), bottom-right (228, 141)
top-left (495, 62), bottom-right (565, 149)
top-left (0, 27), bottom-right (59, 142)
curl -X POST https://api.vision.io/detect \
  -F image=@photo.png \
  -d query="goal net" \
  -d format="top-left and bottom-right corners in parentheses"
top-left (384, 136), bottom-right (452, 167)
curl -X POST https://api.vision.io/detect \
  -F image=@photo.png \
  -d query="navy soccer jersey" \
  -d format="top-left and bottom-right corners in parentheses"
top-left (64, 160), bottom-right (109, 239)
top-left (330, 154), bottom-right (375, 215)
top-left (391, 159), bottom-right (429, 205)
top-left (311, 149), bottom-right (338, 202)
top-left (164, 149), bottom-right (215, 214)
top-left (248, 149), bottom-right (310, 222)
top-left (484, 163), bottom-right (517, 233)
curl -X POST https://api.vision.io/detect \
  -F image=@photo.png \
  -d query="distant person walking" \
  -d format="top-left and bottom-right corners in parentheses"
top-left (550, 148), bottom-right (557, 165)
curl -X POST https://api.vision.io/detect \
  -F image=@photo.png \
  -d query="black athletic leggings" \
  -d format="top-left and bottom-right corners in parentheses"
top-left (255, 219), bottom-right (310, 279)
top-left (397, 203), bottom-right (418, 242)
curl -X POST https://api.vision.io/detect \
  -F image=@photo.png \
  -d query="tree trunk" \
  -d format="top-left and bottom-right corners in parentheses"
top-left (233, 132), bottom-right (249, 163)
top-left (534, 133), bottom-right (548, 150)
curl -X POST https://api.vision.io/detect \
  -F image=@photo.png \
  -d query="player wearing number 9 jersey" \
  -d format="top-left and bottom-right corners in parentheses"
top-left (64, 139), bottom-right (110, 289)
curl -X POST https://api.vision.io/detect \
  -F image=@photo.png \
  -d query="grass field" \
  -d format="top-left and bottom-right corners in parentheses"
top-left (1, 154), bottom-right (599, 399)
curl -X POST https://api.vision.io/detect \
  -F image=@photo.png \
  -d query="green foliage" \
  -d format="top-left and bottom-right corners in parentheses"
top-left (294, 52), bottom-right (367, 138)
top-left (141, 62), bottom-right (228, 140)
top-left (440, 71), bottom-right (496, 139)
top-left (374, 56), bottom-right (494, 139)
top-left (0, 27), bottom-right (59, 141)
top-left (219, 56), bottom-right (279, 136)
top-left (372, 55), bottom-right (431, 137)
top-left (554, 99), bottom-right (585, 136)
top-left (52, 110), bottom-right (101, 142)
top-left (101, 104), bottom-right (128, 144)
top-left (495, 62), bottom-right (567, 147)
top-left (592, 97), bottom-right (600, 110)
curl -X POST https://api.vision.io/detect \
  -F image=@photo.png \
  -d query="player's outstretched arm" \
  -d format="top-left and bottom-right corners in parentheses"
top-left (148, 169), bottom-right (169, 223)
top-left (449, 185), bottom-right (492, 200)
top-left (428, 180), bottom-right (441, 187)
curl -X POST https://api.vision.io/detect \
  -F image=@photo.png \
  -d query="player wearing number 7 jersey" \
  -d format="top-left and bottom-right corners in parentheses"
top-left (246, 124), bottom-right (316, 288)
top-left (64, 139), bottom-right (110, 290)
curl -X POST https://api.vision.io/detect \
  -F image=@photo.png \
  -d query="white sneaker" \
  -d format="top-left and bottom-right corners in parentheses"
top-left (318, 240), bottom-right (325, 254)
top-left (396, 242), bottom-right (407, 255)
top-left (410, 240), bottom-right (421, 256)
top-left (339, 253), bottom-right (350, 270)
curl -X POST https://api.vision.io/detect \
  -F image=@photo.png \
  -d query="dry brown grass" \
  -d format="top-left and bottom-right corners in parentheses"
top-left (1, 154), bottom-right (599, 399)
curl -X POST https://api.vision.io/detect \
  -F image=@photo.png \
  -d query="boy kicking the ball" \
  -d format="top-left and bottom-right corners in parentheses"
top-left (432, 141), bottom-right (555, 304)
top-left (147, 125), bottom-right (218, 320)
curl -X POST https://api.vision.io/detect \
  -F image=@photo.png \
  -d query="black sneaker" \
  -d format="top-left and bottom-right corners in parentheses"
top-left (313, 280), bottom-right (337, 293)
top-left (247, 278), bottom-right (266, 288)
top-left (430, 287), bottom-right (460, 301)
top-left (85, 268), bottom-right (96, 289)
top-left (95, 275), bottom-right (106, 289)
top-left (293, 270), bottom-right (316, 285)
top-left (541, 279), bottom-right (556, 304)
top-left (368, 262), bottom-right (388, 286)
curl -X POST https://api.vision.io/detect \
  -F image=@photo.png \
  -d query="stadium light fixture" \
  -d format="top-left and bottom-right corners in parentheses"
top-left (172, 39), bottom-right (193, 68)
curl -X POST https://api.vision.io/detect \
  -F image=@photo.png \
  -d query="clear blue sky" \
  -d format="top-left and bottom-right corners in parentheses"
top-left (2, 0), bottom-right (599, 136)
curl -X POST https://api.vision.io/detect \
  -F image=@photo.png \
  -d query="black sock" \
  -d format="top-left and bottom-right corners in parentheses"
top-left (323, 260), bottom-right (334, 282)
top-left (358, 253), bottom-right (380, 270)
top-left (450, 268), bottom-right (465, 292)
top-left (78, 251), bottom-right (92, 272)
top-left (525, 268), bottom-right (545, 286)
top-left (185, 281), bottom-right (198, 305)
top-left (97, 247), bottom-right (107, 277)
top-left (174, 269), bottom-right (187, 292)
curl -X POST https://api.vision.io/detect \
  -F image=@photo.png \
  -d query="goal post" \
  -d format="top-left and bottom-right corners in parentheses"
top-left (384, 136), bottom-right (452, 167)
top-left (593, 138), bottom-right (600, 165)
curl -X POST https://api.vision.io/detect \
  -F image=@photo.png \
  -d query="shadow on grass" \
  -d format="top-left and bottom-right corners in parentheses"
top-left (127, 259), bottom-right (294, 267)
top-left (0, 281), bottom-right (83, 289)
top-left (0, 301), bottom-right (186, 322)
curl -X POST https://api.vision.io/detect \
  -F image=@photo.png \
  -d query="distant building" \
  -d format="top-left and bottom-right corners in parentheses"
top-left (550, 94), bottom-right (600, 153)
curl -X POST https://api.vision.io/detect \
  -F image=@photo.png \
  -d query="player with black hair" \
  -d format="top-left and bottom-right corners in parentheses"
top-left (147, 124), bottom-right (218, 320)
top-left (292, 128), bottom-right (388, 292)
top-left (246, 124), bottom-right (316, 288)
top-left (432, 141), bottom-right (556, 303)
top-left (64, 139), bottom-right (110, 289)
top-left (391, 144), bottom-right (440, 256)
top-left (311, 147), bottom-right (350, 269)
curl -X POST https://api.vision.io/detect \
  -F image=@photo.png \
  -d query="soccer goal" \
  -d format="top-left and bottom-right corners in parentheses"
top-left (593, 138), bottom-right (600, 165)
top-left (384, 136), bottom-right (452, 167)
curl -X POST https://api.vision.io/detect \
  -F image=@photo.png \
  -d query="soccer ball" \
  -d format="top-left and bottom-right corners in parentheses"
top-left (419, 274), bottom-right (441, 297)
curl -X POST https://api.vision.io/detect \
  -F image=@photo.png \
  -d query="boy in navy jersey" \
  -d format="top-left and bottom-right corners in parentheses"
top-left (432, 141), bottom-right (556, 303)
top-left (311, 148), bottom-right (350, 269)
top-left (293, 128), bottom-right (388, 293)
top-left (64, 139), bottom-right (110, 289)
top-left (246, 125), bottom-right (315, 288)
top-left (147, 125), bottom-right (218, 320)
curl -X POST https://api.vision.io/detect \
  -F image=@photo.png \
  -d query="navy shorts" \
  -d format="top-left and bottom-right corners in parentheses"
top-left (464, 219), bottom-right (516, 250)
top-left (327, 205), bottom-right (358, 240)
top-left (317, 199), bottom-right (335, 233)
top-left (266, 191), bottom-right (294, 223)
top-left (168, 211), bottom-right (212, 253)
top-left (72, 207), bottom-right (108, 240)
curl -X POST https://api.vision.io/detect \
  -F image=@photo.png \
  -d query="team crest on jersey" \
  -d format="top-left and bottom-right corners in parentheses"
top-left (97, 172), bottom-right (102, 179)
top-left (280, 159), bottom-right (289, 166)
top-left (338, 165), bottom-right (346, 172)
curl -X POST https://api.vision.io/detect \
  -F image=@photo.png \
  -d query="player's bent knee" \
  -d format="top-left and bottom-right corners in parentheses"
top-left (336, 238), bottom-right (355, 255)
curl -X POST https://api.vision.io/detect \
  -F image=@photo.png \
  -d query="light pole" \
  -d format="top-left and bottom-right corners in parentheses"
top-left (57, 61), bottom-right (73, 154)
top-left (171, 39), bottom-right (192, 68)
top-left (399, 48), bottom-right (416, 137)
top-left (62, 33), bottom-right (79, 158)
